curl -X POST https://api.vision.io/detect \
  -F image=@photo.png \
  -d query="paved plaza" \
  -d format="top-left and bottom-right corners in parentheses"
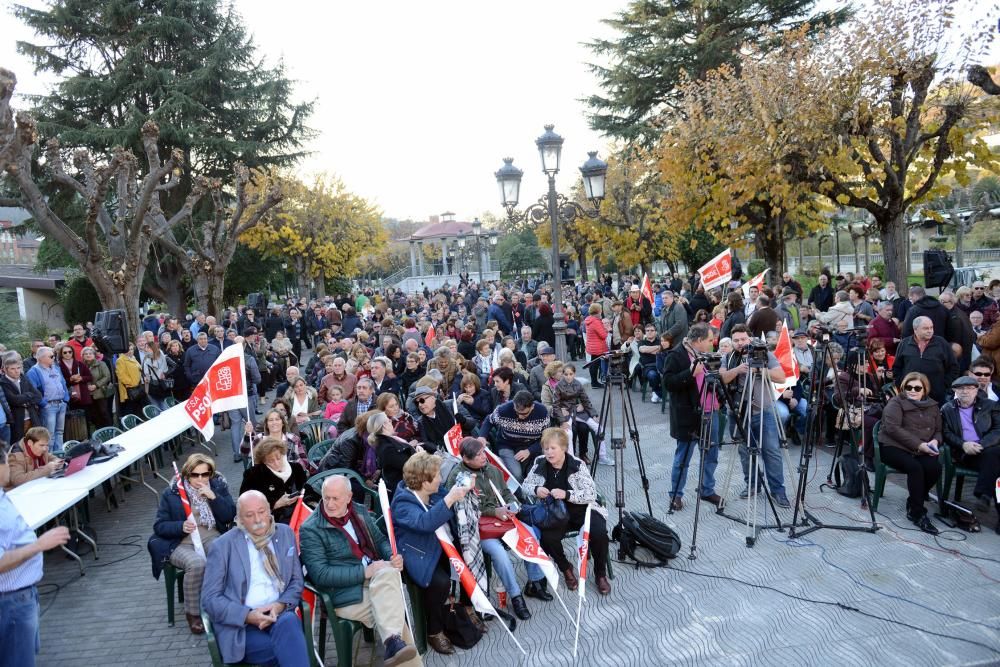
top-left (35, 382), bottom-right (1000, 667)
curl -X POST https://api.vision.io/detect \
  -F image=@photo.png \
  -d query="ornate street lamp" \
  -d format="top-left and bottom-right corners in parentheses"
top-left (495, 125), bottom-right (607, 361)
top-left (471, 217), bottom-right (484, 285)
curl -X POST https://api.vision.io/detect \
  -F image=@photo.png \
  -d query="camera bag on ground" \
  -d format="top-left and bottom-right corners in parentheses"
top-left (612, 511), bottom-right (682, 567)
top-left (833, 448), bottom-right (863, 498)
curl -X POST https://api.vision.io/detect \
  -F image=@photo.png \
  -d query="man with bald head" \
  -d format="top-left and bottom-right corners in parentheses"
top-left (201, 491), bottom-right (309, 667)
top-left (298, 476), bottom-right (418, 666)
top-left (892, 315), bottom-right (959, 404)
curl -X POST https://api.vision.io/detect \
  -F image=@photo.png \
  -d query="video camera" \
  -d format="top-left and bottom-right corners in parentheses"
top-left (746, 338), bottom-right (770, 368)
top-left (696, 352), bottom-right (723, 373)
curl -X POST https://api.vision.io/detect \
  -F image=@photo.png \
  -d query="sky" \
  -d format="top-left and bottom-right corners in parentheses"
top-left (1, 0), bottom-right (628, 224)
top-left (1, 0), bottom-right (996, 225)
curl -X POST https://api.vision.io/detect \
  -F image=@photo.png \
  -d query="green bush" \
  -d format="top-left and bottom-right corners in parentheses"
top-left (869, 261), bottom-right (885, 279)
top-left (747, 259), bottom-right (767, 276)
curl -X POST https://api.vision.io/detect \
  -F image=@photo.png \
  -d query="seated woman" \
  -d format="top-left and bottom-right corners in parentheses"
top-left (239, 436), bottom-right (307, 524)
top-left (391, 451), bottom-right (476, 655)
top-left (377, 392), bottom-right (419, 442)
top-left (455, 372), bottom-right (492, 428)
top-left (523, 427), bottom-right (612, 595)
top-left (288, 377), bottom-right (321, 429)
top-left (877, 371), bottom-right (943, 535)
top-left (4, 427), bottom-right (61, 489)
top-left (539, 361), bottom-right (564, 417)
top-left (447, 437), bottom-right (551, 618)
top-left (497, 349), bottom-right (529, 385)
top-left (369, 412), bottom-right (435, 501)
top-left (244, 408), bottom-right (312, 474)
top-left (149, 454), bottom-right (236, 635)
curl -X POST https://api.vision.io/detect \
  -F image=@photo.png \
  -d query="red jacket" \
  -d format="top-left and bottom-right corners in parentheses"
top-left (584, 315), bottom-right (609, 356)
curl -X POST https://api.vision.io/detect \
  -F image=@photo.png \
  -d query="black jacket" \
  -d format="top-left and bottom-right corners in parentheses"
top-left (239, 462), bottom-right (308, 524)
top-left (661, 344), bottom-right (703, 441)
top-left (891, 335), bottom-right (958, 405)
top-left (373, 434), bottom-right (435, 501)
top-left (944, 307), bottom-right (976, 372)
top-left (900, 296), bottom-right (948, 340)
top-left (808, 284), bottom-right (835, 312)
top-left (337, 397), bottom-right (376, 433)
top-left (941, 397), bottom-right (1000, 463)
top-left (531, 314), bottom-right (556, 347)
top-left (0, 374), bottom-right (42, 444)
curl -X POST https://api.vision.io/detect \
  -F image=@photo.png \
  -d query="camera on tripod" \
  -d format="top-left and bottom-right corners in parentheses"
top-left (746, 339), bottom-right (770, 368)
top-left (607, 349), bottom-right (628, 376)
top-left (697, 352), bottom-right (723, 373)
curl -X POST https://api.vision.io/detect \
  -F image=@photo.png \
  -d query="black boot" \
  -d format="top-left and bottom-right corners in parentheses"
top-left (510, 594), bottom-right (531, 620)
top-left (524, 579), bottom-right (553, 602)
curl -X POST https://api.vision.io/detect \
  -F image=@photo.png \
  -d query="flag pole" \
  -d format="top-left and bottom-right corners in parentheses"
top-left (572, 593), bottom-right (584, 659)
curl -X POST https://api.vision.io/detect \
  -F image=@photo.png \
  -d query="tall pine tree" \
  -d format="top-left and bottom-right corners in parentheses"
top-left (13, 0), bottom-right (313, 314)
top-left (585, 0), bottom-right (850, 146)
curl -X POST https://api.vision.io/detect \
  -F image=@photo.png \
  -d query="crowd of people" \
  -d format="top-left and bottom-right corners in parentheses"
top-left (2, 268), bottom-right (1000, 666)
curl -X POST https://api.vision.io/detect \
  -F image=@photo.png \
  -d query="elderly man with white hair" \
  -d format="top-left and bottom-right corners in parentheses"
top-left (24, 346), bottom-right (69, 453)
top-left (201, 490), bottom-right (309, 667)
top-left (298, 475), bottom-right (419, 666)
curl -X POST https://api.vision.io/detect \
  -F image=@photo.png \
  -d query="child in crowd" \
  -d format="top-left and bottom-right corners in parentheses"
top-left (322, 385), bottom-right (348, 438)
top-left (554, 364), bottom-right (600, 461)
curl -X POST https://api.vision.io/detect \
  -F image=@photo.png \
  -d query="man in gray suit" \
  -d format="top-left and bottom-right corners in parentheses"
top-left (201, 491), bottom-right (310, 667)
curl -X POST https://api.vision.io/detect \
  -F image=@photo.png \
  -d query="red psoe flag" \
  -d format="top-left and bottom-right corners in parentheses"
top-left (183, 344), bottom-right (248, 440)
top-left (640, 273), bottom-right (654, 305)
top-left (697, 248), bottom-right (733, 291)
top-left (425, 324), bottom-right (436, 347)
top-left (772, 322), bottom-right (800, 395)
top-left (576, 504), bottom-right (592, 599)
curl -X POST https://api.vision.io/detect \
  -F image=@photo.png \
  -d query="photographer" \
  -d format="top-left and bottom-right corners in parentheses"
top-left (662, 324), bottom-right (723, 510)
top-left (719, 325), bottom-right (790, 506)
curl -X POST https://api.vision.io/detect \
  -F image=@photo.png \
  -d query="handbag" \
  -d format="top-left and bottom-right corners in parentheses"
top-left (835, 405), bottom-right (863, 430)
top-left (517, 495), bottom-right (568, 529)
top-left (126, 384), bottom-right (146, 402)
top-left (69, 383), bottom-right (82, 402)
top-left (442, 598), bottom-right (482, 649)
top-left (478, 515), bottom-right (515, 541)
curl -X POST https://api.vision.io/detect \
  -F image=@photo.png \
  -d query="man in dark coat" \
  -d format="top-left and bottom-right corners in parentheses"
top-left (0, 353), bottom-right (42, 445)
top-left (900, 286), bottom-right (948, 340)
top-left (940, 376), bottom-right (1000, 520)
top-left (892, 316), bottom-right (959, 405)
top-left (661, 324), bottom-right (722, 511)
top-left (939, 291), bottom-right (976, 372)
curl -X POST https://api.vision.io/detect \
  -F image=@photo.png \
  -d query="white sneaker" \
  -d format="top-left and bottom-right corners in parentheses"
top-left (597, 456), bottom-right (615, 466)
top-left (650, 395), bottom-right (661, 403)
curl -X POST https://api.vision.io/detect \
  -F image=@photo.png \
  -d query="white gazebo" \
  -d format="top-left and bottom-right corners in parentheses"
top-left (398, 212), bottom-right (499, 291)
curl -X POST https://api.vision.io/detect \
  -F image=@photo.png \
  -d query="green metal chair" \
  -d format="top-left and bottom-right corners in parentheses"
top-left (202, 598), bottom-right (318, 667)
top-left (307, 439), bottom-right (335, 467)
top-left (120, 413), bottom-right (144, 430)
top-left (145, 404), bottom-right (183, 460)
top-left (306, 583), bottom-right (376, 667)
top-left (163, 562), bottom-right (185, 627)
top-left (872, 421), bottom-right (906, 512)
top-left (92, 427), bottom-right (126, 508)
top-left (92, 426), bottom-right (123, 443)
top-left (143, 404), bottom-right (161, 420)
top-left (298, 419), bottom-right (336, 448)
top-left (164, 396), bottom-right (178, 407)
top-left (937, 444), bottom-right (979, 512)
top-left (306, 468), bottom-right (379, 514)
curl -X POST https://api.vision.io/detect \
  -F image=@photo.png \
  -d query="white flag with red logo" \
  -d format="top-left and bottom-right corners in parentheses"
top-left (489, 481), bottom-right (560, 592)
top-left (741, 268), bottom-right (770, 301)
top-left (435, 523), bottom-right (526, 654)
top-left (640, 273), bottom-right (654, 306)
top-left (772, 321), bottom-right (799, 396)
top-left (483, 448), bottom-right (520, 494)
top-left (377, 479), bottom-right (398, 556)
top-left (444, 423), bottom-right (464, 458)
top-left (697, 248), bottom-right (733, 291)
top-left (183, 344), bottom-right (248, 441)
top-left (425, 324), bottom-right (436, 347)
top-left (577, 504), bottom-right (592, 599)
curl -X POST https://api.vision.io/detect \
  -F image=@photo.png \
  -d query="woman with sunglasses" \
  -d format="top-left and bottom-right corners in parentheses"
top-left (55, 342), bottom-right (93, 417)
top-left (149, 454), bottom-right (236, 635)
top-left (877, 372), bottom-right (943, 534)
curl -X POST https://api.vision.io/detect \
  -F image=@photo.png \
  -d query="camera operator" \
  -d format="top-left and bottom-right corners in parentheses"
top-left (719, 325), bottom-right (790, 506)
top-left (662, 324), bottom-right (723, 510)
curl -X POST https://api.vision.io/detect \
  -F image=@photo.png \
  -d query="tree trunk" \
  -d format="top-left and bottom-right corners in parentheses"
top-left (863, 233), bottom-right (870, 274)
top-left (879, 211), bottom-right (908, 285)
top-left (295, 257), bottom-right (310, 299)
top-left (576, 246), bottom-right (589, 283)
top-left (144, 251), bottom-right (188, 317)
top-left (207, 268), bottom-right (226, 316)
top-left (955, 219), bottom-right (966, 268)
top-left (315, 268), bottom-right (327, 300)
top-left (754, 217), bottom-right (783, 279)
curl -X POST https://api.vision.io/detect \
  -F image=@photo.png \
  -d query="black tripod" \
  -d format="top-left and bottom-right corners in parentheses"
top-left (788, 330), bottom-right (880, 538)
top-left (716, 360), bottom-right (789, 546)
top-left (587, 353), bottom-right (653, 529)
top-left (682, 366), bottom-right (732, 560)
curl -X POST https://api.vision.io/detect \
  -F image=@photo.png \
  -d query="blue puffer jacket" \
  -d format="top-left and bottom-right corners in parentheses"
top-left (147, 474), bottom-right (236, 579)
top-left (390, 482), bottom-right (453, 588)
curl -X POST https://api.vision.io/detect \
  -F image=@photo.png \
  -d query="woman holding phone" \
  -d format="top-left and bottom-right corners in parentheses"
top-left (239, 436), bottom-right (307, 524)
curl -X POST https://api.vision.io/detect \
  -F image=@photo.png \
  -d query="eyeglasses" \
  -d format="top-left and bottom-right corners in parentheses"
top-left (62, 351), bottom-right (73, 355)
top-left (972, 371), bottom-right (991, 377)
top-left (973, 287), bottom-right (985, 291)
top-left (416, 396), bottom-right (432, 404)
top-left (903, 384), bottom-right (924, 392)
top-left (188, 471), bottom-right (213, 479)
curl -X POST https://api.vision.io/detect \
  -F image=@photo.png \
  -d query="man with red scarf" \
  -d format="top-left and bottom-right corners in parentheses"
top-left (625, 285), bottom-right (653, 329)
top-left (299, 475), bottom-right (419, 667)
